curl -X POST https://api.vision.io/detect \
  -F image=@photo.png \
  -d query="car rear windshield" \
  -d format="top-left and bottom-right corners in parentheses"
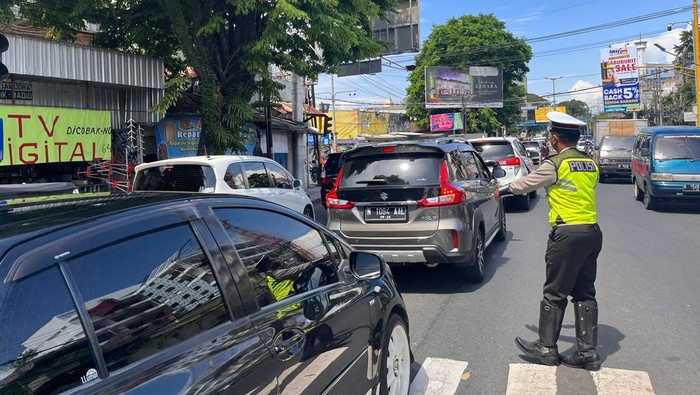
top-left (340, 153), bottom-right (442, 187)
top-left (470, 142), bottom-right (514, 162)
top-left (324, 153), bottom-right (343, 174)
top-left (522, 141), bottom-right (540, 149)
top-left (133, 164), bottom-right (217, 192)
top-left (654, 135), bottom-right (700, 160)
top-left (600, 137), bottom-right (635, 150)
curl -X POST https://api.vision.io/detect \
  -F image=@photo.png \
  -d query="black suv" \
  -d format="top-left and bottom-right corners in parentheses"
top-left (320, 152), bottom-right (343, 208)
top-left (326, 141), bottom-right (507, 282)
top-left (0, 194), bottom-right (411, 394)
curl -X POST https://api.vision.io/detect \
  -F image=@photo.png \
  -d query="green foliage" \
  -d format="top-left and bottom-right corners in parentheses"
top-left (406, 14), bottom-right (532, 133)
top-left (7, 0), bottom-right (395, 153)
top-left (558, 99), bottom-right (590, 118)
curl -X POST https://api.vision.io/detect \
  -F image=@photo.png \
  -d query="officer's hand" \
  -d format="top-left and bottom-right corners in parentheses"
top-left (496, 185), bottom-right (513, 201)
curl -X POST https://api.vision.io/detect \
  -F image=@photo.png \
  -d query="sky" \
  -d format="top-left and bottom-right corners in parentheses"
top-left (314, 1), bottom-right (696, 115)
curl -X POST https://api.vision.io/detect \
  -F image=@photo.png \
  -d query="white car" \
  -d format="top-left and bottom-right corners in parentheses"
top-left (132, 155), bottom-right (315, 218)
top-left (468, 137), bottom-right (536, 210)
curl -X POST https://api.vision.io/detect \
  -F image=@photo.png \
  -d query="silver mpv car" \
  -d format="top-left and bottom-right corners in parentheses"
top-left (326, 142), bottom-right (507, 282)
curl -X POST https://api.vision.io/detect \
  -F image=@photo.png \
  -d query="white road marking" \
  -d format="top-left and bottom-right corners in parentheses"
top-left (591, 367), bottom-right (655, 395)
top-left (506, 363), bottom-right (558, 395)
top-left (408, 357), bottom-right (469, 395)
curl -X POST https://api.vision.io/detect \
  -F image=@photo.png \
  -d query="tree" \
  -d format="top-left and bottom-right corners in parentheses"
top-left (3, 0), bottom-right (395, 153)
top-left (405, 14), bottom-right (532, 133)
top-left (558, 99), bottom-right (590, 118)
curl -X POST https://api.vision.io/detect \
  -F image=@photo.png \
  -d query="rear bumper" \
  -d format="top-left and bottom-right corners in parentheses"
top-left (599, 164), bottom-right (631, 177)
top-left (350, 246), bottom-right (471, 266)
top-left (649, 181), bottom-right (700, 199)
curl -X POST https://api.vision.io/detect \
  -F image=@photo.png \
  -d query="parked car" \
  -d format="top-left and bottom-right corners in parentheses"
top-left (631, 126), bottom-right (700, 210)
top-left (0, 193), bottom-right (411, 394)
top-left (577, 134), bottom-right (594, 151)
top-left (326, 141), bottom-right (507, 282)
top-left (521, 139), bottom-right (544, 166)
top-left (594, 136), bottom-right (636, 183)
top-left (320, 152), bottom-right (343, 208)
top-left (468, 137), bottom-right (536, 210)
top-left (132, 155), bottom-right (315, 218)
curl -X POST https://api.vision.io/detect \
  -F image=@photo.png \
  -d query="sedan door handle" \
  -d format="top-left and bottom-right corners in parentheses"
top-left (272, 328), bottom-right (306, 361)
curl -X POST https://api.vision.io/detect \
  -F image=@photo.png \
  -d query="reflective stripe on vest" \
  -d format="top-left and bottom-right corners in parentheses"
top-left (545, 149), bottom-right (598, 226)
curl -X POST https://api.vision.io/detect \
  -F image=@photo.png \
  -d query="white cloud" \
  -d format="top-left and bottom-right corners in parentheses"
top-left (560, 80), bottom-right (603, 115)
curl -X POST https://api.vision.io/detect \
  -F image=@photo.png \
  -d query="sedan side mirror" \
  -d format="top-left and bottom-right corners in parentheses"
top-left (492, 168), bottom-right (507, 178)
top-left (349, 251), bottom-right (385, 280)
top-left (293, 179), bottom-right (302, 189)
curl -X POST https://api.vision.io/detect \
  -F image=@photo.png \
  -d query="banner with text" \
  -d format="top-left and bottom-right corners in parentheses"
top-left (425, 66), bottom-right (503, 109)
top-left (430, 113), bottom-right (463, 132)
top-left (0, 106), bottom-right (111, 166)
top-left (155, 116), bottom-right (203, 159)
top-left (600, 46), bottom-right (640, 113)
top-left (534, 106), bottom-right (567, 122)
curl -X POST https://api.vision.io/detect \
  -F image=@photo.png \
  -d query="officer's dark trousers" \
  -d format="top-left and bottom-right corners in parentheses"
top-left (543, 224), bottom-right (603, 310)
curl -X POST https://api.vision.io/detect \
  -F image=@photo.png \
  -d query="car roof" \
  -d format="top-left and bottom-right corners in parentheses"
top-left (345, 140), bottom-right (475, 155)
top-left (134, 155), bottom-right (278, 172)
top-left (639, 126), bottom-right (700, 136)
top-left (467, 137), bottom-right (512, 144)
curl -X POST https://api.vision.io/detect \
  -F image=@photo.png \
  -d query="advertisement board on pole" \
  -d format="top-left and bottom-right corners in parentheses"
top-left (600, 46), bottom-right (641, 113)
top-left (425, 66), bottom-right (503, 109)
top-left (155, 116), bottom-right (202, 159)
top-left (534, 106), bottom-right (567, 122)
top-left (429, 113), bottom-right (463, 132)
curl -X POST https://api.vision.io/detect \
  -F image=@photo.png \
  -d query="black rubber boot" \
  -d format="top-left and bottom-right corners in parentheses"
top-left (562, 300), bottom-right (601, 371)
top-left (515, 300), bottom-right (565, 366)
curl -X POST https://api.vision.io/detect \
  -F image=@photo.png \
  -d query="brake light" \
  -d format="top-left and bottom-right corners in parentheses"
top-left (498, 157), bottom-right (521, 166)
top-left (382, 147), bottom-right (395, 153)
top-left (418, 161), bottom-right (465, 207)
top-left (326, 168), bottom-right (355, 209)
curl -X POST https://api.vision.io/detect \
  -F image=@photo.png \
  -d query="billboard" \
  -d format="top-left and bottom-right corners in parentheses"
top-left (600, 46), bottom-right (641, 113)
top-left (430, 113), bottom-right (463, 132)
top-left (1, 106), bottom-right (111, 166)
top-left (534, 106), bottom-right (567, 123)
top-left (155, 116), bottom-right (202, 159)
top-left (425, 66), bottom-right (503, 109)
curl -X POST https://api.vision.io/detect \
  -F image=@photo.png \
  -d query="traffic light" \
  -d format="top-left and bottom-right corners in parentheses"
top-left (0, 33), bottom-right (8, 80)
top-left (323, 115), bottom-right (333, 136)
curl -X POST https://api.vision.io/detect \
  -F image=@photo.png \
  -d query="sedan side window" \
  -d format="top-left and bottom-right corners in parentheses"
top-left (265, 162), bottom-right (294, 189)
top-left (65, 224), bottom-right (230, 373)
top-left (242, 162), bottom-right (272, 188)
top-left (0, 267), bottom-right (94, 393)
top-left (461, 152), bottom-right (481, 180)
top-left (224, 163), bottom-right (246, 190)
top-left (473, 153), bottom-right (492, 179)
top-left (213, 208), bottom-right (338, 309)
top-left (448, 151), bottom-right (468, 181)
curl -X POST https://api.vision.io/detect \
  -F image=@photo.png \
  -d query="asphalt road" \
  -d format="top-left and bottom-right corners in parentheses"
top-left (315, 181), bottom-right (700, 394)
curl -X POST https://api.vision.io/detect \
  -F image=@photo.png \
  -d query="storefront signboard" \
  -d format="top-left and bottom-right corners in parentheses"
top-left (155, 116), bottom-right (202, 159)
top-left (0, 106), bottom-right (111, 166)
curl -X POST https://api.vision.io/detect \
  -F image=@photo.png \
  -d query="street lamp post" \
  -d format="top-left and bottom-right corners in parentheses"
top-left (322, 75), bottom-right (356, 152)
top-left (544, 76), bottom-right (564, 108)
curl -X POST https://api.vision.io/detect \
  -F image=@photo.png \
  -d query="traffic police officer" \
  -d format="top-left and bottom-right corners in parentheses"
top-left (499, 111), bottom-right (604, 371)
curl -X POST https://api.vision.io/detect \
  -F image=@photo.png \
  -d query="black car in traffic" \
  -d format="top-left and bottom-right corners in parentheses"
top-left (320, 152), bottom-right (344, 208)
top-left (0, 194), bottom-right (411, 394)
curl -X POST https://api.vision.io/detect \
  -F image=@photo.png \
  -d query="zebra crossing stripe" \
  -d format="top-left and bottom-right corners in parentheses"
top-left (506, 363), bottom-right (558, 395)
top-left (590, 368), bottom-right (655, 395)
top-left (409, 357), bottom-right (469, 395)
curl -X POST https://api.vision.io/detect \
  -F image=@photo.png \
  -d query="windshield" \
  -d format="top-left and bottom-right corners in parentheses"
top-left (324, 153), bottom-right (343, 174)
top-left (600, 137), bottom-right (635, 150)
top-left (522, 142), bottom-right (540, 150)
top-left (470, 142), bottom-right (515, 161)
top-left (654, 135), bottom-right (700, 161)
top-left (340, 154), bottom-right (441, 187)
top-left (133, 165), bottom-right (217, 192)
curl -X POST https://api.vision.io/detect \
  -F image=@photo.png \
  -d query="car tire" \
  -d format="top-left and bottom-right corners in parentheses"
top-left (495, 203), bottom-right (507, 242)
top-left (633, 179), bottom-right (644, 202)
top-left (303, 205), bottom-right (315, 219)
top-left (460, 229), bottom-right (485, 283)
top-left (518, 194), bottom-right (530, 211)
top-left (643, 186), bottom-right (657, 210)
top-left (380, 314), bottom-right (411, 395)
top-left (599, 175), bottom-right (606, 184)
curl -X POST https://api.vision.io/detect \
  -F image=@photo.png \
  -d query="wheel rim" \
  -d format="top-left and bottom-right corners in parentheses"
top-left (476, 233), bottom-right (485, 274)
top-left (644, 189), bottom-right (650, 206)
top-left (386, 324), bottom-right (411, 395)
top-left (304, 207), bottom-right (313, 218)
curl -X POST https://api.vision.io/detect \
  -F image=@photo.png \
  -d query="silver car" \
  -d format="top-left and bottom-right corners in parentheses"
top-left (326, 141), bottom-right (507, 282)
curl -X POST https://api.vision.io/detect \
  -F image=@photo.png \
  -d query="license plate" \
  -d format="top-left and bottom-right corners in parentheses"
top-left (618, 164), bottom-right (630, 169)
top-left (364, 206), bottom-right (407, 222)
top-left (683, 184), bottom-right (700, 192)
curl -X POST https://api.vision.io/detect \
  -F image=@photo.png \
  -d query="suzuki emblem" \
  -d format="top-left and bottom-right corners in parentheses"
top-left (380, 192), bottom-right (388, 201)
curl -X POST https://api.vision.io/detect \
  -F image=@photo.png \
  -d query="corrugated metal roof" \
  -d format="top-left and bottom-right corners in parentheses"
top-left (5, 34), bottom-right (164, 89)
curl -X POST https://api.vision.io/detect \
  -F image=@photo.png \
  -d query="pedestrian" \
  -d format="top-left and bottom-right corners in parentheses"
top-left (498, 111), bottom-right (603, 371)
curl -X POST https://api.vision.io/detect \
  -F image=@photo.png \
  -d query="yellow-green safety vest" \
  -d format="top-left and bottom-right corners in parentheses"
top-left (546, 149), bottom-right (598, 226)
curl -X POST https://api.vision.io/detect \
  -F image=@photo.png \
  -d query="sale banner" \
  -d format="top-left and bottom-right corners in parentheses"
top-left (600, 46), bottom-right (641, 113)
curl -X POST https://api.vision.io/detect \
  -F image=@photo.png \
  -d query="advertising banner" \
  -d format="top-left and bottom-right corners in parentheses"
top-left (429, 113), bottom-right (463, 132)
top-left (155, 116), bottom-right (202, 159)
top-left (534, 106), bottom-right (567, 122)
top-left (425, 66), bottom-right (503, 109)
top-left (600, 46), bottom-right (641, 112)
top-left (0, 106), bottom-right (111, 166)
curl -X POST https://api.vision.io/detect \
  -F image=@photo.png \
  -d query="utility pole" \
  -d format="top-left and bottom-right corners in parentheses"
top-left (331, 74), bottom-right (338, 152)
top-left (544, 76), bottom-right (564, 108)
top-left (694, 0), bottom-right (700, 125)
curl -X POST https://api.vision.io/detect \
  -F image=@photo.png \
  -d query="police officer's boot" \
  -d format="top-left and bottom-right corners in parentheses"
top-left (562, 300), bottom-right (601, 371)
top-left (515, 300), bottom-right (565, 365)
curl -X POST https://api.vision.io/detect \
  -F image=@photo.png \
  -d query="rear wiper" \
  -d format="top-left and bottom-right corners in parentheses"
top-left (354, 179), bottom-right (388, 185)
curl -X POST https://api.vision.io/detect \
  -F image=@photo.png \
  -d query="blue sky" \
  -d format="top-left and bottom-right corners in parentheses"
top-left (314, 1), bottom-right (695, 114)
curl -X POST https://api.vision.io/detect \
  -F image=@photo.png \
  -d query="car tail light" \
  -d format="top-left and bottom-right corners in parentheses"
top-left (452, 230), bottom-right (459, 249)
top-left (326, 168), bottom-right (355, 209)
top-left (382, 146), bottom-right (395, 153)
top-left (418, 161), bottom-right (465, 207)
top-left (498, 157), bottom-right (521, 166)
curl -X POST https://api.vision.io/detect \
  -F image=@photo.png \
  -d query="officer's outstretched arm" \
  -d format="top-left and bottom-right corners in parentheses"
top-left (506, 160), bottom-right (558, 195)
